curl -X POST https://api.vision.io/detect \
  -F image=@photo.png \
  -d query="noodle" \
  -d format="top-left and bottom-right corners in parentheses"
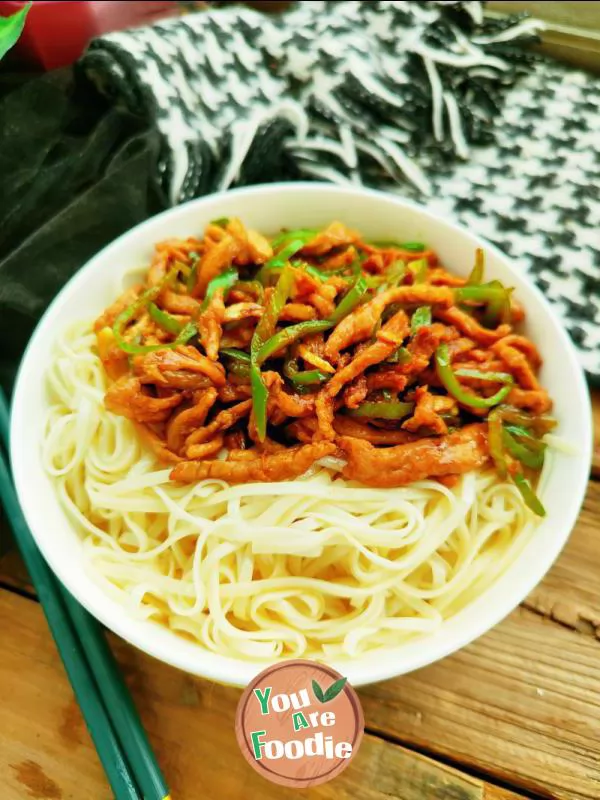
top-left (41, 321), bottom-right (543, 661)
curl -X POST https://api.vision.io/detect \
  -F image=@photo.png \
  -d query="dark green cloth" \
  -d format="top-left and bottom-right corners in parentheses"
top-left (0, 69), bottom-right (161, 394)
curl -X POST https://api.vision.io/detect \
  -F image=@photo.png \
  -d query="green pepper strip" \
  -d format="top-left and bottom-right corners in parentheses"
top-left (454, 282), bottom-right (508, 304)
top-left (254, 272), bottom-right (368, 368)
top-left (113, 265), bottom-right (186, 354)
top-left (366, 260), bottom-right (407, 291)
top-left (409, 258), bottom-right (428, 283)
top-left (251, 265), bottom-right (295, 353)
top-left (284, 357), bottom-right (330, 386)
top-left (291, 371), bottom-right (330, 386)
top-left (344, 259), bottom-right (364, 278)
top-left (502, 428), bottom-right (545, 469)
top-left (271, 228), bottom-right (318, 250)
top-left (387, 346), bottom-right (412, 365)
top-left (455, 280), bottom-right (512, 327)
top-left (329, 274), bottom-right (368, 324)
top-left (228, 363), bottom-right (250, 378)
top-left (503, 424), bottom-right (547, 453)
top-left (268, 238), bottom-right (306, 267)
top-left (385, 260), bottom-right (407, 288)
top-left (303, 264), bottom-right (344, 283)
top-left (298, 257), bottom-right (363, 283)
top-left (453, 368), bottom-right (514, 384)
top-left (271, 238), bottom-right (306, 266)
top-left (513, 472), bottom-right (546, 517)
top-left (200, 268), bottom-right (238, 312)
top-left (304, 265), bottom-right (327, 283)
top-left (185, 252), bottom-right (199, 293)
top-left (210, 217), bottom-right (229, 228)
top-left (487, 408), bottom-right (508, 478)
top-left (172, 269), bottom-right (240, 347)
top-left (253, 270), bottom-right (369, 393)
top-left (435, 344), bottom-right (511, 409)
top-left (487, 408), bottom-right (547, 514)
top-left (365, 274), bottom-right (381, 289)
top-left (220, 347), bottom-right (251, 363)
top-left (250, 265), bottom-right (295, 441)
top-left (174, 320), bottom-right (197, 346)
top-left (256, 319), bottom-right (331, 365)
top-left (256, 238), bottom-right (307, 284)
top-left (220, 348), bottom-right (251, 378)
top-left (370, 240), bottom-right (425, 251)
top-left (348, 401), bottom-right (414, 420)
top-left (466, 249), bottom-right (484, 285)
top-left (484, 280), bottom-right (513, 326)
top-left (155, 268), bottom-right (240, 349)
top-left (494, 407), bottom-right (557, 437)
top-left (148, 303), bottom-right (184, 335)
top-left (411, 306), bottom-right (431, 333)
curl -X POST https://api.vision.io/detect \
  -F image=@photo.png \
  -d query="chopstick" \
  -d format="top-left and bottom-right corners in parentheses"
top-left (0, 389), bottom-right (171, 800)
top-left (60, 594), bottom-right (171, 800)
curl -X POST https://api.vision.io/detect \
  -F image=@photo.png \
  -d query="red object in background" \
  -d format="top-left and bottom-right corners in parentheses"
top-left (0, 1), bottom-right (187, 70)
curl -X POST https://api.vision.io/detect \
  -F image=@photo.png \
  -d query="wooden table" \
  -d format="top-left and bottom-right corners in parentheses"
top-left (1, 391), bottom-right (599, 800)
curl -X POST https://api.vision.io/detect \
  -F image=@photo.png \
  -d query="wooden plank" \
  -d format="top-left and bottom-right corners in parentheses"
top-left (592, 389), bottom-right (600, 477)
top-left (489, 2), bottom-right (600, 31)
top-left (353, 480), bottom-right (600, 800)
top-left (487, 3), bottom-right (600, 73)
top-left (359, 481), bottom-right (600, 800)
top-left (524, 480), bottom-right (600, 633)
top-left (0, 502), bottom-right (14, 558)
top-left (0, 548), bottom-right (32, 595)
top-left (362, 607), bottom-right (600, 800)
top-left (0, 590), bottom-right (525, 800)
top-left (533, 36), bottom-right (600, 76)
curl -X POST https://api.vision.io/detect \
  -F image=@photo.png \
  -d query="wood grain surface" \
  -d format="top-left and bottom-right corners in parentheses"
top-left (0, 397), bottom-right (598, 800)
top-left (592, 389), bottom-right (600, 477)
top-left (0, 590), bottom-right (527, 800)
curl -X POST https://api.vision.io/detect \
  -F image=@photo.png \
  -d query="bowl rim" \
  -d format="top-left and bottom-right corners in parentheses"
top-left (10, 181), bottom-right (593, 687)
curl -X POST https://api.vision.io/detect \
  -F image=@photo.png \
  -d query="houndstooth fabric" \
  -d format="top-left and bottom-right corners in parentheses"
top-left (411, 62), bottom-right (600, 381)
top-left (80, 0), bottom-right (600, 381)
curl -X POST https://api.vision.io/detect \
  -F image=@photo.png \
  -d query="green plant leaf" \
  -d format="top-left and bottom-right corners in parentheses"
top-left (323, 677), bottom-right (348, 703)
top-left (0, 2), bottom-right (32, 61)
top-left (311, 679), bottom-right (325, 703)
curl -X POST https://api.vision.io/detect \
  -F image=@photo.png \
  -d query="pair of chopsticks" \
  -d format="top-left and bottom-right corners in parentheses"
top-left (0, 389), bottom-right (170, 800)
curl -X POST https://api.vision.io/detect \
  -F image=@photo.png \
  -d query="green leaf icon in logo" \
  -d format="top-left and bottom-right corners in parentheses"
top-left (312, 676), bottom-right (347, 703)
top-left (311, 679), bottom-right (325, 703)
top-left (323, 677), bottom-right (347, 702)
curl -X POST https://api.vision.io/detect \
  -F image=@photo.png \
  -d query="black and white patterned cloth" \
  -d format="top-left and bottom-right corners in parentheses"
top-left (80, 0), bottom-right (600, 382)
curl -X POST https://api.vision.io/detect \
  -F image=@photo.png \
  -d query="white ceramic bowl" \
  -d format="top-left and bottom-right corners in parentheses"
top-left (11, 183), bottom-right (592, 687)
